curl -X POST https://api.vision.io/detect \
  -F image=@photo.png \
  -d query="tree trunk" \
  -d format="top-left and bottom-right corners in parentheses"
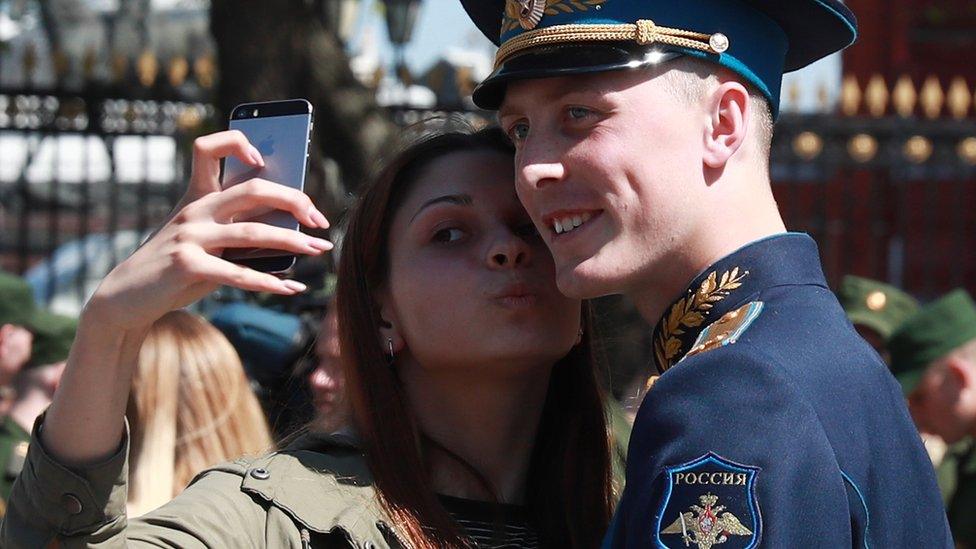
top-left (210, 0), bottom-right (394, 219)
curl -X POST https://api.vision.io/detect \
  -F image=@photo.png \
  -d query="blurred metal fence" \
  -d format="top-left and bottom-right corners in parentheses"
top-left (3, 74), bottom-right (976, 316)
top-left (0, 88), bottom-right (208, 311)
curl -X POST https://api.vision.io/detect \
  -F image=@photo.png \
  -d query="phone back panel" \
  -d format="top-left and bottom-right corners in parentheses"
top-left (224, 112), bottom-right (312, 232)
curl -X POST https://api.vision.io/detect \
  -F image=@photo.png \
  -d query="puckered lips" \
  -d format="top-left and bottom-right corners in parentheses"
top-left (490, 279), bottom-right (542, 309)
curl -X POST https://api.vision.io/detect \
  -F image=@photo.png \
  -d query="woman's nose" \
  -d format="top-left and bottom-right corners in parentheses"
top-left (486, 230), bottom-right (531, 269)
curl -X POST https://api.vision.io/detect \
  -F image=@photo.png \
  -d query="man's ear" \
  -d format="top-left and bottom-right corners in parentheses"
top-left (702, 81), bottom-right (750, 169)
top-left (375, 289), bottom-right (405, 356)
top-left (946, 356), bottom-right (976, 391)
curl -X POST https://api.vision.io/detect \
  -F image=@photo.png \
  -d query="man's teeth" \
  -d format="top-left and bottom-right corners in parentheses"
top-left (552, 212), bottom-right (593, 235)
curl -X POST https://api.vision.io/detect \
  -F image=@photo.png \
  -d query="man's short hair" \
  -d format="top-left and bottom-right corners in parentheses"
top-left (652, 57), bottom-right (774, 164)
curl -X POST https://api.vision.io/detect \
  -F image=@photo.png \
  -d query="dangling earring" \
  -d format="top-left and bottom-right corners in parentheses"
top-left (387, 337), bottom-right (395, 361)
top-left (576, 326), bottom-right (584, 345)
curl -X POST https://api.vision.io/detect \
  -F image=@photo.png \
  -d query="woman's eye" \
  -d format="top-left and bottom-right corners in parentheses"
top-left (508, 122), bottom-right (529, 143)
top-left (432, 227), bottom-right (465, 243)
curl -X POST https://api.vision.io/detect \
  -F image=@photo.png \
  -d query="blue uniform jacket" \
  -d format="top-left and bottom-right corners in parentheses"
top-left (605, 233), bottom-right (951, 548)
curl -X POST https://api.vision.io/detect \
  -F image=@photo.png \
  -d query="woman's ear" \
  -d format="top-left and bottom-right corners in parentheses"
top-left (702, 80), bottom-right (750, 169)
top-left (375, 289), bottom-right (405, 357)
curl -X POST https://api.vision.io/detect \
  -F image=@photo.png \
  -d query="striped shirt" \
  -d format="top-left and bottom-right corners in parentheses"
top-left (439, 494), bottom-right (541, 549)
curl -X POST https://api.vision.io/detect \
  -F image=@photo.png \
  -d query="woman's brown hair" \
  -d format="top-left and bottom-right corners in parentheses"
top-left (335, 122), bottom-right (614, 548)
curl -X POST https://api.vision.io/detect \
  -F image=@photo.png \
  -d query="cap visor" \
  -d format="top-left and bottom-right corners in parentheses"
top-left (473, 44), bottom-right (682, 109)
top-left (896, 369), bottom-right (924, 397)
top-left (846, 311), bottom-right (892, 340)
top-left (25, 310), bottom-right (69, 338)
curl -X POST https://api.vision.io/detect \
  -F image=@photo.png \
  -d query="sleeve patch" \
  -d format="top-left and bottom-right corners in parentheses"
top-left (684, 302), bottom-right (764, 360)
top-left (656, 453), bottom-right (762, 549)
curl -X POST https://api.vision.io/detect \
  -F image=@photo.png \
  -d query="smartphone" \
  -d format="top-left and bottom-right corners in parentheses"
top-left (221, 99), bottom-right (314, 274)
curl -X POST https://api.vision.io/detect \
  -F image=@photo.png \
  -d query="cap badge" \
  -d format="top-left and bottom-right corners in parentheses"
top-left (866, 291), bottom-right (887, 311)
top-left (517, 0), bottom-right (545, 30)
top-left (502, 0), bottom-right (608, 34)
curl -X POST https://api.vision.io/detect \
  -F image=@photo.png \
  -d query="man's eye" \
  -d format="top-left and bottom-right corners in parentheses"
top-left (567, 106), bottom-right (592, 121)
top-left (508, 122), bottom-right (529, 143)
top-left (432, 228), bottom-right (465, 243)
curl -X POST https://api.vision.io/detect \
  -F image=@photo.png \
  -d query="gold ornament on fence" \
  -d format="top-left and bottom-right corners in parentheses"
top-left (892, 76), bottom-right (916, 118)
top-left (137, 50), bottom-right (159, 87)
top-left (194, 55), bottom-right (216, 89)
top-left (947, 78), bottom-right (971, 120)
top-left (903, 136), bottom-right (933, 164)
top-left (865, 74), bottom-right (888, 118)
top-left (792, 131), bottom-right (824, 161)
top-left (848, 133), bottom-right (878, 163)
top-left (957, 137), bottom-right (976, 166)
top-left (111, 53), bottom-right (128, 83)
top-left (840, 75), bottom-right (860, 117)
top-left (168, 57), bottom-right (189, 88)
top-left (920, 76), bottom-right (944, 120)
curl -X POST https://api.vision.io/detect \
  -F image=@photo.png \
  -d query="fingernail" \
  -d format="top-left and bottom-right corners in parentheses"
top-left (249, 145), bottom-right (264, 167)
top-left (308, 206), bottom-right (330, 228)
top-left (282, 280), bottom-right (307, 293)
top-left (307, 238), bottom-right (334, 251)
top-left (313, 210), bottom-right (330, 229)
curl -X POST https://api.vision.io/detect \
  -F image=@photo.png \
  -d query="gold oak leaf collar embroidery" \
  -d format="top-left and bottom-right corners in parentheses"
top-left (653, 267), bottom-right (749, 372)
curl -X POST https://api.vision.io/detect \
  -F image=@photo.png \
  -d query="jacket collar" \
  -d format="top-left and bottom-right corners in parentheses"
top-left (652, 233), bottom-right (828, 373)
top-left (235, 430), bottom-right (405, 547)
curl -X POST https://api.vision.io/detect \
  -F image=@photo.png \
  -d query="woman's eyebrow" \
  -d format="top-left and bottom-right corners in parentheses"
top-left (409, 194), bottom-right (473, 223)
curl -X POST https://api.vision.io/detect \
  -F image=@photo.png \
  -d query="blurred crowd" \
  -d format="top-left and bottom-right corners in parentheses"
top-left (1, 265), bottom-right (974, 541)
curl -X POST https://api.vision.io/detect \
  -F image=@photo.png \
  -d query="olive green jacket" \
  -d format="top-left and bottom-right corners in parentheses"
top-left (0, 415), bottom-right (31, 510)
top-left (938, 438), bottom-right (976, 548)
top-left (0, 417), bottom-right (406, 548)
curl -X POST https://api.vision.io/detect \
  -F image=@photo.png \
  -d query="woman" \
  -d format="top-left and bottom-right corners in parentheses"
top-left (307, 306), bottom-right (351, 434)
top-left (127, 310), bottom-right (273, 517)
top-left (1, 125), bottom-right (614, 548)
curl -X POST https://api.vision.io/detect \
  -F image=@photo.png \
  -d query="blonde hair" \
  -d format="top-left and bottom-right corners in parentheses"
top-left (126, 310), bottom-right (273, 516)
top-left (653, 57), bottom-right (774, 162)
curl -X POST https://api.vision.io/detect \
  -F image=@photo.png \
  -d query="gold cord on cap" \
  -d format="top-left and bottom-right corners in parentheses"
top-left (494, 19), bottom-right (729, 69)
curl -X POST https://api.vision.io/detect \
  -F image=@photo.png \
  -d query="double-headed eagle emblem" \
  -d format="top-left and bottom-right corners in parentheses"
top-left (661, 493), bottom-right (753, 549)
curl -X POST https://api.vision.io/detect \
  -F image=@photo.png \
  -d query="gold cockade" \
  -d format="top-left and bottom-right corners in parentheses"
top-left (502, 0), bottom-right (608, 34)
top-left (654, 268), bottom-right (748, 371)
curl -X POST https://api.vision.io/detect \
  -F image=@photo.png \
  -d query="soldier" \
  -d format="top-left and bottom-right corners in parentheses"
top-left (0, 272), bottom-right (68, 416)
top-left (889, 289), bottom-right (976, 547)
top-left (459, 0), bottom-right (951, 546)
top-left (837, 274), bottom-right (919, 361)
top-left (0, 312), bottom-right (76, 515)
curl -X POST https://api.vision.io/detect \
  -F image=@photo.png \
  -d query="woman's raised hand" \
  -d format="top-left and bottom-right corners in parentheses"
top-left (86, 130), bottom-right (332, 332)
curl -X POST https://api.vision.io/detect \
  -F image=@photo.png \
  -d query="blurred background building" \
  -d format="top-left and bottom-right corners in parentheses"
top-left (1, 0), bottom-right (974, 396)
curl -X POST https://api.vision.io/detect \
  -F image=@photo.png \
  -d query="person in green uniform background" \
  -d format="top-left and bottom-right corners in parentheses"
top-left (0, 272), bottom-right (70, 417)
top-left (889, 289), bottom-right (976, 547)
top-left (0, 310), bottom-right (76, 514)
top-left (836, 275), bottom-right (918, 362)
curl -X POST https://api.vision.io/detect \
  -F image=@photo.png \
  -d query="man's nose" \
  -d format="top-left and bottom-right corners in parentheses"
top-left (516, 137), bottom-right (566, 192)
